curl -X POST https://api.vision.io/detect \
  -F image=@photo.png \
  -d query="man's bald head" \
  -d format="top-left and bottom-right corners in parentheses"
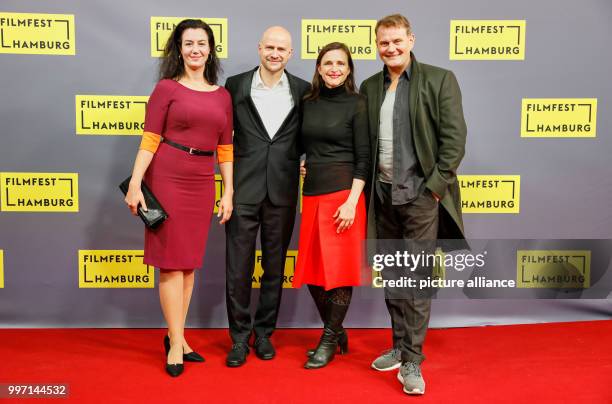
top-left (260, 26), bottom-right (293, 48)
top-left (258, 26), bottom-right (293, 74)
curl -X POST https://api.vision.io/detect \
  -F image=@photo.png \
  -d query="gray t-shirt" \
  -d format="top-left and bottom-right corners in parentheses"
top-left (378, 89), bottom-right (395, 183)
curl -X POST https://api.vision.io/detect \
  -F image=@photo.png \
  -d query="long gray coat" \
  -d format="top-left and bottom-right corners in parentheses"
top-left (359, 54), bottom-right (468, 249)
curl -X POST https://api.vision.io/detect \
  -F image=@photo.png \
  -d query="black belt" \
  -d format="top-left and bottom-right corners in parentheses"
top-left (162, 138), bottom-right (214, 156)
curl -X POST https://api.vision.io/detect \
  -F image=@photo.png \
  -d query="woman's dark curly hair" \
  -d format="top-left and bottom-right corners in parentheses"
top-left (159, 19), bottom-right (221, 84)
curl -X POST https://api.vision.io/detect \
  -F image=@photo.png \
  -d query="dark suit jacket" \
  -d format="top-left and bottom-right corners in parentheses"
top-left (360, 54), bottom-right (468, 246)
top-left (225, 68), bottom-right (310, 207)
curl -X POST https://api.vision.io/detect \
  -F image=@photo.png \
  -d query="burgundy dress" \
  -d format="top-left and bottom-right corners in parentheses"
top-left (143, 79), bottom-right (232, 269)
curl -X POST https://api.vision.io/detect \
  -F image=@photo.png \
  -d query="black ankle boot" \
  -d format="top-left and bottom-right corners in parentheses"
top-left (304, 327), bottom-right (338, 369)
top-left (305, 287), bottom-right (352, 366)
top-left (306, 286), bottom-right (351, 357)
top-left (306, 328), bottom-right (348, 357)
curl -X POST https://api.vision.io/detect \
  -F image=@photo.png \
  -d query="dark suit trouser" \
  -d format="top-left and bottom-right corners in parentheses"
top-left (225, 195), bottom-right (295, 343)
top-left (374, 181), bottom-right (438, 364)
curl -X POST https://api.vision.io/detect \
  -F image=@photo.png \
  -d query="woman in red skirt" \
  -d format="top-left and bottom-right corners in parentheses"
top-left (125, 19), bottom-right (233, 377)
top-left (293, 42), bottom-right (370, 369)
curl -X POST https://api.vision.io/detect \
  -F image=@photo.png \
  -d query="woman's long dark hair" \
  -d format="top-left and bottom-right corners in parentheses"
top-left (159, 19), bottom-right (221, 84)
top-left (304, 42), bottom-right (357, 101)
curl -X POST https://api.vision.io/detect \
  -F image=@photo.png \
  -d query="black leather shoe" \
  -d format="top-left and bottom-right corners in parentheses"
top-left (307, 329), bottom-right (348, 357)
top-left (165, 363), bottom-right (184, 377)
top-left (183, 351), bottom-right (205, 362)
top-left (226, 342), bottom-right (249, 367)
top-left (254, 337), bottom-right (275, 360)
top-left (164, 335), bottom-right (205, 362)
top-left (165, 341), bottom-right (184, 377)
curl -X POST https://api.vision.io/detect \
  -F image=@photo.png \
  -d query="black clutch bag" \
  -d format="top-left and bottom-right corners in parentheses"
top-left (119, 176), bottom-right (168, 229)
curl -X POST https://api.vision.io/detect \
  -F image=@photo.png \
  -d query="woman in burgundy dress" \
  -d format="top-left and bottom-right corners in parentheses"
top-left (293, 42), bottom-right (370, 369)
top-left (125, 19), bottom-right (233, 377)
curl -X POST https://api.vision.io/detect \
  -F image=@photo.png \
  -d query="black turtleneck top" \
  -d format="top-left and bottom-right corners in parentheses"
top-left (301, 85), bottom-right (370, 196)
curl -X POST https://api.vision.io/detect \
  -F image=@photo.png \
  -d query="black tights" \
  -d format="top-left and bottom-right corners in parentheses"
top-left (307, 285), bottom-right (352, 332)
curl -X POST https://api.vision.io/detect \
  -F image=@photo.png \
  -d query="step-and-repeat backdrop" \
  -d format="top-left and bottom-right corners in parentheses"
top-left (1, 0), bottom-right (611, 327)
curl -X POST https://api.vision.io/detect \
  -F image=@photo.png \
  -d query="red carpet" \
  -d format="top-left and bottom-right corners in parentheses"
top-left (1, 321), bottom-right (611, 403)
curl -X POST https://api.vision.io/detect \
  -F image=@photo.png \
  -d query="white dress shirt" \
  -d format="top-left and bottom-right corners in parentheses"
top-left (250, 67), bottom-right (294, 139)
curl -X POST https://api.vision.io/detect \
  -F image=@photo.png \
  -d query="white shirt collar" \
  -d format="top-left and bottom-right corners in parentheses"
top-left (252, 67), bottom-right (289, 90)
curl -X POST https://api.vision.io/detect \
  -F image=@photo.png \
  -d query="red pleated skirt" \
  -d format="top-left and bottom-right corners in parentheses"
top-left (293, 189), bottom-right (367, 290)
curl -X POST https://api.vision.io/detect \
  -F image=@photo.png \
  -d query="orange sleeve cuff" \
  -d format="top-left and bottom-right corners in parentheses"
top-left (217, 144), bottom-right (233, 163)
top-left (139, 131), bottom-right (161, 153)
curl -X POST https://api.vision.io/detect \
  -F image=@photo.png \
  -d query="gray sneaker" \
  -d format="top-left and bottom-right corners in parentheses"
top-left (371, 348), bottom-right (402, 371)
top-left (397, 361), bottom-right (425, 395)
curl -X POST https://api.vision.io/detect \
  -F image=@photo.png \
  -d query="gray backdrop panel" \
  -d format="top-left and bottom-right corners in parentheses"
top-left (0, 0), bottom-right (610, 327)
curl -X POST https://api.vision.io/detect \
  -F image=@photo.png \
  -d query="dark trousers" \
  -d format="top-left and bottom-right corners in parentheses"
top-left (374, 181), bottom-right (438, 364)
top-left (225, 196), bottom-right (295, 343)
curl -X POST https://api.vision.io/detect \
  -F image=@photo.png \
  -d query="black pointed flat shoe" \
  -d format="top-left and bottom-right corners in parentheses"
top-left (164, 335), bottom-right (205, 362)
top-left (183, 351), bottom-right (205, 362)
top-left (166, 363), bottom-right (184, 377)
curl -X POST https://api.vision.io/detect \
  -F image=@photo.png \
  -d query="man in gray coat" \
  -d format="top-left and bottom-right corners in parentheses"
top-left (360, 14), bottom-right (468, 395)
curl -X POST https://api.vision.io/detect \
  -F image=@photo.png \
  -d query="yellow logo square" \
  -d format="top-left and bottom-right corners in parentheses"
top-left (78, 250), bottom-right (154, 288)
top-left (76, 95), bottom-right (148, 136)
top-left (0, 172), bottom-right (79, 212)
top-left (0, 12), bottom-right (76, 55)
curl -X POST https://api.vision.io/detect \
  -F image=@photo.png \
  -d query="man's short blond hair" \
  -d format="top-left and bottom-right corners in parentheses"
top-left (375, 14), bottom-right (412, 36)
